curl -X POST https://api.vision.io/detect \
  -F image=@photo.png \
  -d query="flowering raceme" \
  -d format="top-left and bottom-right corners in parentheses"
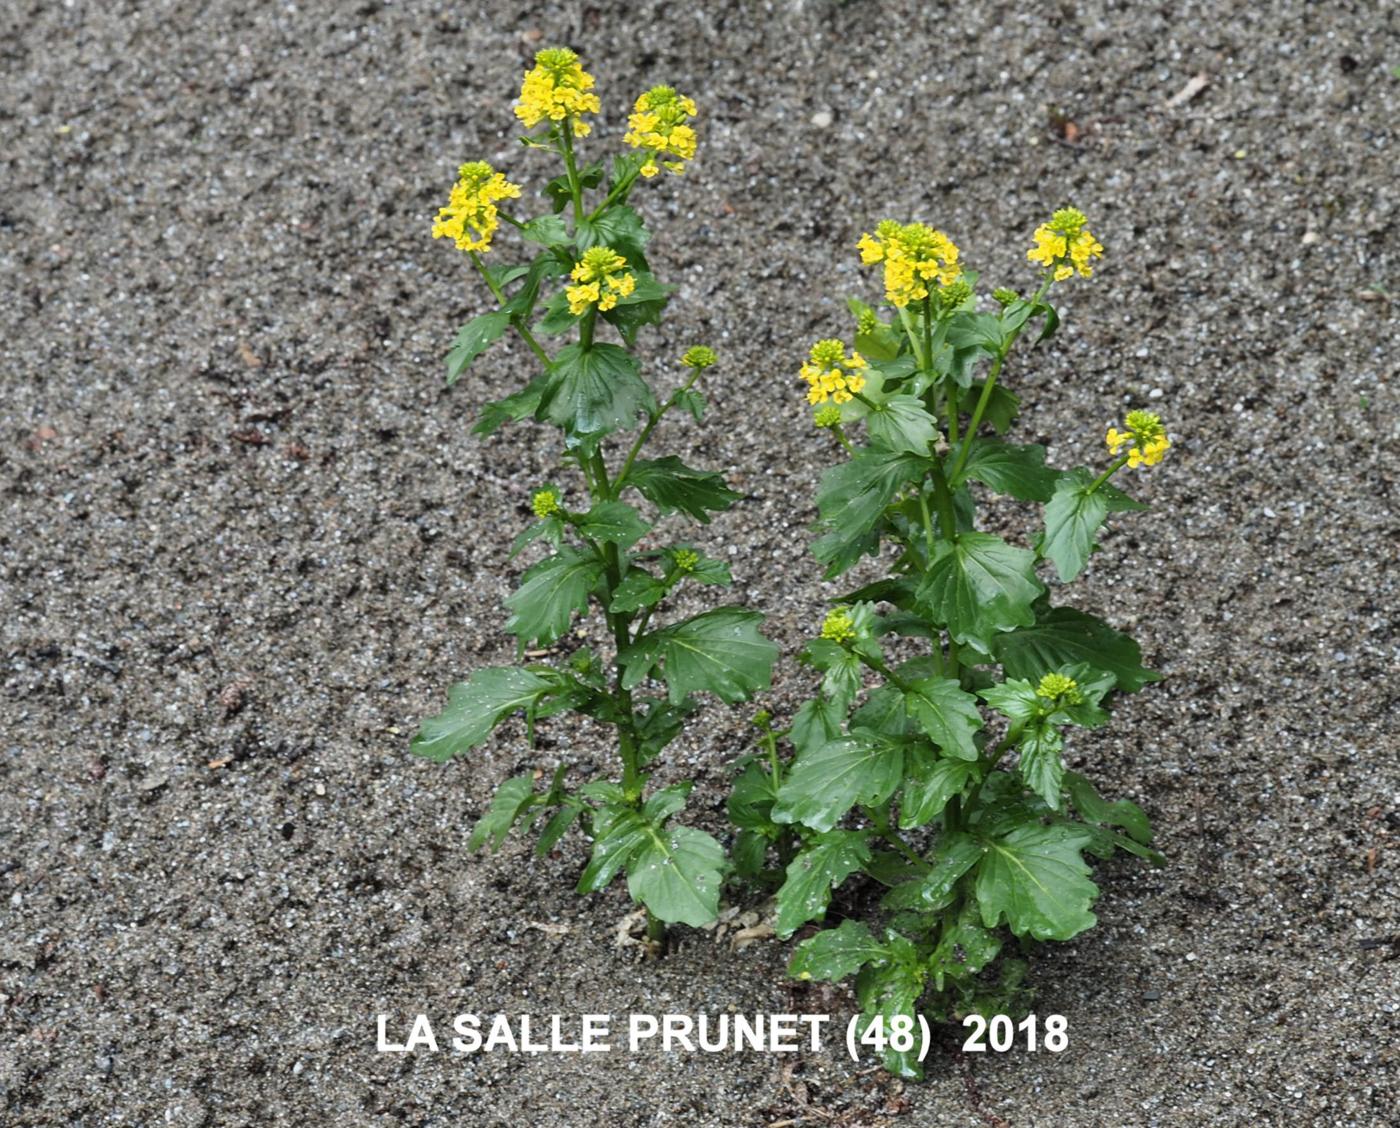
top-left (430, 161), bottom-right (522, 254)
top-left (857, 221), bottom-right (962, 307)
top-left (800, 339), bottom-right (868, 406)
top-left (565, 246), bottom-right (637, 314)
top-left (515, 47), bottom-right (602, 136)
top-left (1027, 207), bottom-right (1104, 281)
top-left (624, 85), bottom-right (699, 176)
top-left (1036, 673), bottom-right (1084, 705)
top-left (1106, 409), bottom-right (1171, 468)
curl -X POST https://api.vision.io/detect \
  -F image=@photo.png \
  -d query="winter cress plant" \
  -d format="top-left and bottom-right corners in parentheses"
top-left (413, 49), bottom-right (776, 940)
top-left (729, 209), bottom-right (1169, 1076)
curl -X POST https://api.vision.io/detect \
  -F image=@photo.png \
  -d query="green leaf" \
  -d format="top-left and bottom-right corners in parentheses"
top-left (1042, 469), bottom-right (1110, 582)
top-left (609, 567), bottom-right (668, 612)
top-left (993, 606), bottom-right (1160, 693)
top-left (929, 904), bottom-right (1002, 990)
top-left (772, 733), bottom-right (902, 833)
top-left (600, 272), bottom-right (673, 347)
top-left (466, 774), bottom-right (537, 851)
top-left (958, 381), bottom-right (1020, 434)
top-left (674, 388), bottom-right (706, 421)
top-left (727, 760), bottom-right (779, 832)
top-left (577, 806), bottom-right (649, 894)
top-left (620, 608), bottom-right (776, 705)
top-left (1018, 722), bottom-right (1065, 809)
top-left (802, 639), bottom-right (863, 710)
top-left (633, 697), bottom-right (695, 765)
top-left (854, 935), bottom-right (928, 1079)
top-left (627, 825), bottom-right (724, 926)
top-left (642, 782), bottom-right (693, 823)
top-left (520, 213), bottom-right (571, 247)
top-left (662, 545), bottom-right (731, 585)
top-left (576, 205), bottom-right (649, 264)
top-left (974, 823), bottom-right (1099, 940)
top-left (509, 513), bottom-right (565, 559)
top-left (913, 830), bottom-right (984, 908)
top-left (849, 683), bottom-right (910, 738)
top-left (473, 371), bottom-right (553, 437)
top-left (790, 695), bottom-right (842, 754)
top-left (537, 343), bottom-right (655, 436)
top-left (902, 676), bottom-right (984, 760)
top-left (576, 499), bottom-right (651, 549)
top-left (978, 678), bottom-right (1041, 736)
top-left (1064, 771), bottom-right (1154, 844)
top-left (504, 547), bottom-right (605, 646)
top-left (917, 532), bottom-right (1043, 647)
top-left (946, 311), bottom-right (1005, 352)
top-left (445, 310), bottom-right (512, 385)
top-left (534, 801), bottom-right (582, 856)
top-left (956, 439), bottom-right (1057, 501)
top-left (411, 667), bottom-right (559, 762)
top-left (865, 395), bottom-right (940, 455)
top-left (623, 457), bottom-right (741, 523)
top-left (789, 919), bottom-right (886, 982)
top-left (900, 749), bottom-right (979, 829)
top-left (812, 449), bottom-right (932, 577)
top-left (545, 164), bottom-right (602, 213)
top-left (775, 830), bottom-right (872, 939)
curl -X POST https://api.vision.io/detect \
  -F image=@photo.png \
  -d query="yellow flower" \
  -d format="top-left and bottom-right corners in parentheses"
top-left (515, 47), bottom-right (601, 136)
top-left (565, 246), bottom-right (636, 315)
top-left (430, 161), bottom-right (521, 254)
top-left (855, 221), bottom-right (962, 308)
top-left (1028, 207), bottom-right (1103, 280)
top-left (681, 345), bottom-right (717, 369)
top-left (799, 338), bottom-right (868, 405)
top-left (1106, 409), bottom-right (1171, 468)
top-left (820, 607), bottom-right (857, 644)
top-left (624, 86), bottom-right (698, 176)
top-left (1035, 673), bottom-right (1083, 705)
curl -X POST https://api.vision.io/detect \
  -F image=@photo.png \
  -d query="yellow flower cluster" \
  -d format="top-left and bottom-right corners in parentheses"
top-left (531, 487), bottom-right (562, 518)
top-left (430, 161), bottom-right (521, 254)
top-left (515, 48), bottom-right (601, 136)
top-left (673, 548), bottom-right (700, 572)
top-left (856, 221), bottom-right (962, 307)
top-left (681, 345), bottom-right (717, 369)
top-left (1035, 673), bottom-right (1083, 704)
top-left (624, 86), bottom-right (698, 176)
top-left (1106, 410), bottom-right (1171, 468)
top-left (800, 339), bottom-right (868, 405)
top-left (1027, 207), bottom-right (1104, 281)
top-left (565, 246), bottom-right (636, 315)
top-left (820, 607), bottom-right (857, 644)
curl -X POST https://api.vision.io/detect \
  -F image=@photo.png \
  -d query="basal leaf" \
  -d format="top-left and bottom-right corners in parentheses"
top-left (789, 919), bottom-right (887, 982)
top-left (626, 824), bottom-right (724, 926)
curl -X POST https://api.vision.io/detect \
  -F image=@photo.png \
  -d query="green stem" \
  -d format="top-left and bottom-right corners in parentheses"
top-left (646, 909), bottom-right (665, 945)
top-left (469, 251), bottom-right (552, 367)
top-left (560, 120), bottom-right (585, 225)
top-left (926, 464), bottom-right (961, 671)
top-left (587, 159), bottom-right (644, 221)
top-left (897, 306), bottom-right (927, 370)
top-left (617, 367), bottom-right (703, 487)
top-left (1088, 454), bottom-right (1131, 493)
top-left (947, 276), bottom-right (1054, 484)
top-left (917, 489), bottom-right (936, 559)
top-left (856, 650), bottom-right (912, 694)
top-left (866, 806), bottom-right (923, 866)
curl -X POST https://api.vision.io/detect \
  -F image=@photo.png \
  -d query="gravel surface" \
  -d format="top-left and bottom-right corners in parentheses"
top-left (2, 1), bottom-right (1397, 1125)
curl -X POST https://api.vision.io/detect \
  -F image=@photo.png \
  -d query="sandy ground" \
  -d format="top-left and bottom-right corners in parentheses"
top-left (2, 1), bottom-right (1398, 1125)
